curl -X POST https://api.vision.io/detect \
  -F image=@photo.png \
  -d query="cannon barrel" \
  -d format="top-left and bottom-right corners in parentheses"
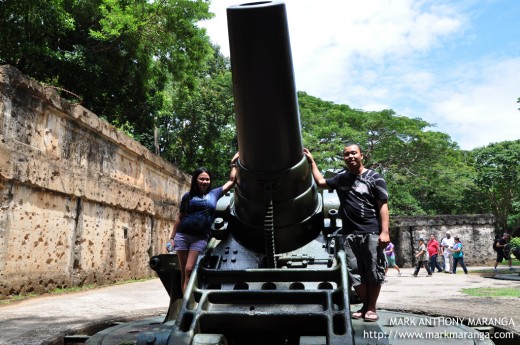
top-left (127, 3), bottom-right (356, 345)
top-left (227, 1), bottom-right (323, 256)
top-left (228, 2), bottom-right (302, 170)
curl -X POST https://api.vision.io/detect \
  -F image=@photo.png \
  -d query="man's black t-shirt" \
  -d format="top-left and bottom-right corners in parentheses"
top-left (325, 169), bottom-right (388, 235)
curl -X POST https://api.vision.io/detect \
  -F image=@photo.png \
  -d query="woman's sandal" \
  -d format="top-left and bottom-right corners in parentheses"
top-left (351, 309), bottom-right (367, 319)
top-left (364, 310), bottom-right (379, 322)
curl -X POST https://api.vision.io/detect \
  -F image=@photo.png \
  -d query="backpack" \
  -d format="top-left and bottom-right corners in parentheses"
top-left (492, 236), bottom-right (499, 251)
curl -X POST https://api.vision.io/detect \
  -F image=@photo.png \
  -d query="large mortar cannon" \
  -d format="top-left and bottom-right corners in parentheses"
top-left (88, 2), bottom-right (363, 345)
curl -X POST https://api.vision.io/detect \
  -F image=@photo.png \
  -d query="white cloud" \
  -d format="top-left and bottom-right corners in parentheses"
top-left (201, 0), bottom-right (519, 150)
top-left (427, 57), bottom-right (520, 149)
top-left (202, 1), bottom-right (465, 60)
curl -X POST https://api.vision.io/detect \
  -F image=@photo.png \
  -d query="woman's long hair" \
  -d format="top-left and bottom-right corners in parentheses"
top-left (190, 167), bottom-right (212, 197)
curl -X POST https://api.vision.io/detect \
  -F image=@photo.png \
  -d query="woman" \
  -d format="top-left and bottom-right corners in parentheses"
top-left (168, 153), bottom-right (239, 293)
top-left (451, 236), bottom-right (468, 274)
top-left (384, 241), bottom-right (402, 277)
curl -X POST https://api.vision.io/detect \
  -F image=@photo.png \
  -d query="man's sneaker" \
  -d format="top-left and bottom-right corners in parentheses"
top-left (493, 268), bottom-right (498, 273)
top-left (427, 275), bottom-right (432, 277)
top-left (411, 274), bottom-right (417, 277)
top-left (398, 272), bottom-right (402, 277)
top-left (509, 267), bottom-right (514, 271)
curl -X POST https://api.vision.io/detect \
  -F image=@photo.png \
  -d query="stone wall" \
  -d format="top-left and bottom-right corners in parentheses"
top-left (0, 65), bottom-right (190, 299)
top-left (390, 214), bottom-right (496, 268)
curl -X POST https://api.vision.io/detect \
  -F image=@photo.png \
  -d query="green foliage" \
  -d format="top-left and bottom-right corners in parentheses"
top-left (298, 92), bottom-right (471, 216)
top-left (0, 0), bottom-right (214, 148)
top-left (510, 237), bottom-right (520, 250)
top-left (471, 140), bottom-right (520, 232)
top-left (158, 46), bottom-right (237, 186)
top-left (0, 0), bottom-right (75, 81)
top-left (509, 201), bottom-right (520, 233)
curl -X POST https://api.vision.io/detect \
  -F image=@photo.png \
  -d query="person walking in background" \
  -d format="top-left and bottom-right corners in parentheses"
top-left (440, 231), bottom-right (455, 273)
top-left (493, 233), bottom-right (513, 273)
top-left (427, 234), bottom-right (443, 273)
top-left (451, 236), bottom-right (468, 274)
top-left (384, 241), bottom-right (402, 277)
top-left (168, 153), bottom-right (239, 293)
top-left (304, 144), bottom-right (389, 322)
top-left (413, 238), bottom-right (432, 277)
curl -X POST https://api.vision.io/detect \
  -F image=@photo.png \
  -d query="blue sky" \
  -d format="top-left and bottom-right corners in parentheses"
top-left (200, 0), bottom-right (520, 150)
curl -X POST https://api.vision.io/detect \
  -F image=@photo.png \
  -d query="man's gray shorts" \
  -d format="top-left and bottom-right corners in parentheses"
top-left (344, 233), bottom-right (386, 286)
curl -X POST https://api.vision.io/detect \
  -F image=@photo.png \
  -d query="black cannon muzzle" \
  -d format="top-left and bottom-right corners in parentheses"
top-left (227, 1), bottom-right (323, 255)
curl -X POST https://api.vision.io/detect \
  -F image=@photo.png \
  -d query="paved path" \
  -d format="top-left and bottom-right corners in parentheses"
top-left (0, 280), bottom-right (170, 345)
top-left (378, 267), bottom-right (520, 335)
top-left (0, 267), bottom-right (518, 345)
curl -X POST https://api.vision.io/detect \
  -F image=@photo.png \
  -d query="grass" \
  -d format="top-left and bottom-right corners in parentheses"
top-left (49, 284), bottom-right (97, 295)
top-left (0, 286), bottom-right (95, 306)
top-left (462, 287), bottom-right (520, 298)
top-left (2, 293), bottom-right (39, 304)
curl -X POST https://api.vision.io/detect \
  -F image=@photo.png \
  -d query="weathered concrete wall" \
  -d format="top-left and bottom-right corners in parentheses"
top-left (0, 65), bottom-right (190, 299)
top-left (390, 214), bottom-right (496, 268)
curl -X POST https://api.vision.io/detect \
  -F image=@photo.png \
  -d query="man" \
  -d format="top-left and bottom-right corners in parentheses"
top-left (493, 233), bottom-right (513, 273)
top-left (440, 231), bottom-right (455, 273)
top-left (413, 238), bottom-right (432, 277)
top-left (303, 144), bottom-right (390, 322)
top-left (427, 234), bottom-right (443, 273)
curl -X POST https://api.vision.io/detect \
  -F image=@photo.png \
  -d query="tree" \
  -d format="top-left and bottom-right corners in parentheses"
top-left (0, 0), bottom-right (75, 78)
top-left (158, 46), bottom-right (237, 186)
top-left (298, 92), bottom-right (471, 216)
top-left (471, 140), bottom-right (520, 233)
top-left (0, 0), bottom-right (214, 149)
